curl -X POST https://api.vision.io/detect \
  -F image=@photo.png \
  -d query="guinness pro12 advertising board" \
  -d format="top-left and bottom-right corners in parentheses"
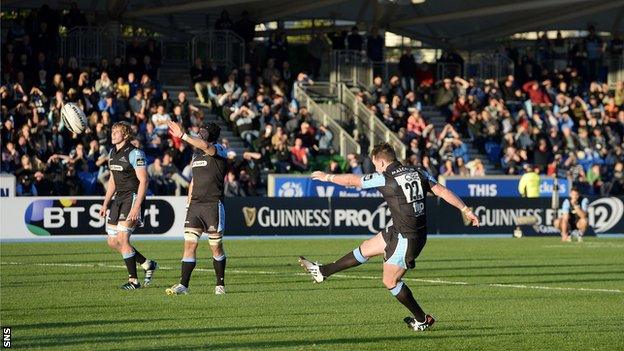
top-left (225, 197), bottom-right (624, 236)
top-left (228, 197), bottom-right (448, 236)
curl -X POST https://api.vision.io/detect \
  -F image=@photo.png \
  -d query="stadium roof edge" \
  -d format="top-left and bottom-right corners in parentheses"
top-left (3, 0), bottom-right (622, 49)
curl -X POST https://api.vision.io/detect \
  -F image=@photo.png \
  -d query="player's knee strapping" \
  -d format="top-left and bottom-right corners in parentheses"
top-left (389, 281), bottom-right (405, 296)
top-left (117, 224), bottom-right (135, 234)
top-left (106, 226), bottom-right (118, 236)
top-left (184, 229), bottom-right (201, 242)
top-left (208, 233), bottom-right (223, 246)
top-left (353, 247), bottom-right (369, 263)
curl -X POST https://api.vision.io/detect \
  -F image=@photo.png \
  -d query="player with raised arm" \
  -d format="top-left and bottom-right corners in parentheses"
top-left (165, 121), bottom-right (228, 295)
top-left (299, 143), bottom-right (479, 331)
top-left (99, 122), bottom-right (158, 290)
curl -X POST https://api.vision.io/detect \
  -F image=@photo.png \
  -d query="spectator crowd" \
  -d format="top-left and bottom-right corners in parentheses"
top-left (1, 5), bottom-right (623, 197)
top-left (356, 27), bottom-right (623, 196)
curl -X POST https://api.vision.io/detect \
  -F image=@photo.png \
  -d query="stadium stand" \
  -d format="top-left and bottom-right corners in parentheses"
top-left (1, 3), bottom-right (623, 197)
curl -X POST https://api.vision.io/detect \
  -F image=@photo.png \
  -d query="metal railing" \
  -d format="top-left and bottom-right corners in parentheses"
top-left (124, 36), bottom-right (191, 68)
top-left (192, 30), bottom-right (245, 72)
top-left (61, 27), bottom-right (192, 68)
top-left (61, 27), bottom-right (125, 67)
top-left (337, 83), bottom-right (406, 160)
top-left (463, 53), bottom-right (514, 80)
top-left (294, 83), bottom-right (360, 159)
top-left (330, 50), bottom-right (373, 88)
top-left (436, 62), bottom-right (462, 80)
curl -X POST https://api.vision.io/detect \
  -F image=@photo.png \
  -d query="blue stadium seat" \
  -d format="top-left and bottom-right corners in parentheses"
top-left (484, 142), bottom-right (501, 164)
top-left (78, 171), bottom-right (99, 195)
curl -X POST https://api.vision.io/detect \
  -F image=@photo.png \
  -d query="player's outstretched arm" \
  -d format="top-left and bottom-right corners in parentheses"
top-left (431, 183), bottom-right (480, 227)
top-left (167, 121), bottom-right (217, 156)
top-left (311, 171), bottom-right (363, 188)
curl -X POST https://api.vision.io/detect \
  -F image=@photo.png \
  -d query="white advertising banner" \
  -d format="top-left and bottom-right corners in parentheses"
top-left (0, 174), bottom-right (16, 198)
top-left (0, 196), bottom-right (187, 240)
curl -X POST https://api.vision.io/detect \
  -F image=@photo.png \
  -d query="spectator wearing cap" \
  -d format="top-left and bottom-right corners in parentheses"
top-left (316, 124), bottom-right (333, 155)
top-left (230, 105), bottom-right (258, 146)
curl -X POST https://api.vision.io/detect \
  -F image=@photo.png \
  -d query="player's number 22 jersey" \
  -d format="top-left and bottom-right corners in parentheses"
top-left (361, 162), bottom-right (437, 237)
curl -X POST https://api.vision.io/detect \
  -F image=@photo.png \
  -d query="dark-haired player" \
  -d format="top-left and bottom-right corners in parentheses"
top-left (165, 121), bottom-right (228, 295)
top-left (299, 143), bottom-right (479, 331)
top-left (554, 187), bottom-right (589, 242)
top-left (99, 121), bottom-right (158, 290)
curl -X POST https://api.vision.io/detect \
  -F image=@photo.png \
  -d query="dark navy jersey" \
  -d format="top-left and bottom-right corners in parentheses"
top-left (108, 143), bottom-right (146, 196)
top-left (190, 143), bottom-right (228, 203)
top-left (562, 197), bottom-right (589, 218)
top-left (361, 162), bottom-right (437, 237)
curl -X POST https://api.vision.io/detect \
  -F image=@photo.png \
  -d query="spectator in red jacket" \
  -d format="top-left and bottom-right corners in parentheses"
top-left (522, 81), bottom-right (551, 105)
top-left (522, 80), bottom-right (552, 115)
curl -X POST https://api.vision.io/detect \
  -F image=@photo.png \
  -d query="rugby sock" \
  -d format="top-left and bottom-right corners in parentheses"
top-left (180, 258), bottom-right (196, 288)
top-left (319, 247), bottom-right (368, 277)
top-left (122, 252), bottom-right (138, 279)
top-left (213, 254), bottom-right (226, 286)
top-left (390, 281), bottom-right (426, 322)
top-left (132, 247), bottom-right (147, 265)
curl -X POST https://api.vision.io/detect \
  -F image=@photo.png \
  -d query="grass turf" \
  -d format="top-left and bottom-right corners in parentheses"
top-left (1, 237), bottom-right (623, 351)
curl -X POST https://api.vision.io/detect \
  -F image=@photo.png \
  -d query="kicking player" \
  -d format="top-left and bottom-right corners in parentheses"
top-left (99, 121), bottom-right (158, 290)
top-left (299, 143), bottom-right (479, 331)
top-left (165, 121), bottom-right (228, 295)
top-left (553, 187), bottom-right (589, 242)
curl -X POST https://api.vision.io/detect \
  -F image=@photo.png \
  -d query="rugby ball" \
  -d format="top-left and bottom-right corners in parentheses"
top-left (61, 102), bottom-right (88, 134)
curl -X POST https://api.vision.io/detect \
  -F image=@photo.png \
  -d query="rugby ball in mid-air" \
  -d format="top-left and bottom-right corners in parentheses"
top-left (61, 102), bottom-right (88, 134)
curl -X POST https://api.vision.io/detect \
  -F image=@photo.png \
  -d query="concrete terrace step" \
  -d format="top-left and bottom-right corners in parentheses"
top-left (421, 106), bottom-right (504, 175)
top-left (163, 85), bottom-right (248, 156)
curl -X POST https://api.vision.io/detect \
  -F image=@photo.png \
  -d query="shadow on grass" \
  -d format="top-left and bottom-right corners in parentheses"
top-left (18, 321), bottom-right (391, 348)
top-left (14, 318), bottom-right (172, 330)
top-left (132, 328), bottom-right (587, 351)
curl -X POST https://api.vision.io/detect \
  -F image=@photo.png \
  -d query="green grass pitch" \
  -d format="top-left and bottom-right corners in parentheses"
top-left (1, 237), bottom-right (623, 350)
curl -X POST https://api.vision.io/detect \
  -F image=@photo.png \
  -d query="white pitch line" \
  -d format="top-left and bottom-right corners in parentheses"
top-left (487, 283), bottom-right (623, 293)
top-left (1, 261), bottom-right (621, 294)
